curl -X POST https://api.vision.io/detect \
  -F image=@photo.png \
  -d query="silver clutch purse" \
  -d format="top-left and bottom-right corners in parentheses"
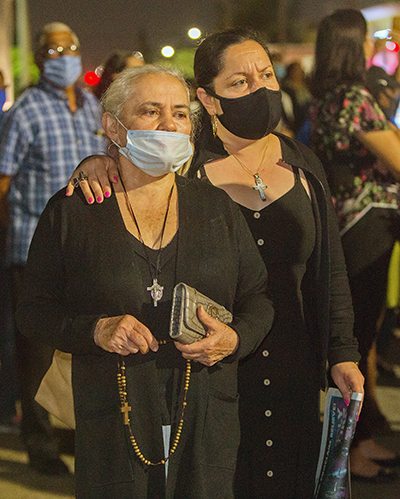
top-left (169, 282), bottom-right (233, 344)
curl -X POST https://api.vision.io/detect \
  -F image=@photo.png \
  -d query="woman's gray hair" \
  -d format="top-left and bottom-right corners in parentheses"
top-left (101, 64), bottom-right (199, 132)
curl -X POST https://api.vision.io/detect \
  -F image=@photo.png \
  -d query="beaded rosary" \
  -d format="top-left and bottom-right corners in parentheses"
top-left (117, 348), bottom-right (191, 466)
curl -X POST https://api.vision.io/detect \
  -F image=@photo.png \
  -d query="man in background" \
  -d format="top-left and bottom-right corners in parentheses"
top-left (0, 22), bottom-right (105, 475)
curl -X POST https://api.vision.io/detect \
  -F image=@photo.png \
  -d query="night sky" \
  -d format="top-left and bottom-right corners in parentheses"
top-left (28, 0), bottom-right (221, 71)
top-left (28, 0), bottom-right (388, 72)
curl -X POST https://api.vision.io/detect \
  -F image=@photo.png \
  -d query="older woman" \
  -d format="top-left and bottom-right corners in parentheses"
top-left (16, 65), bottom-right (273, 499)
top-left (65, 29), bottom-right (364, 499)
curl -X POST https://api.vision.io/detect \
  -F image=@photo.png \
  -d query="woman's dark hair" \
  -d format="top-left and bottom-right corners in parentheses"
top-left (93, 50), bottom-right (143, 100)
top-left (194, 27), bottom-right (271, 93)
top-left (310, 9), bottom-right (367, 99)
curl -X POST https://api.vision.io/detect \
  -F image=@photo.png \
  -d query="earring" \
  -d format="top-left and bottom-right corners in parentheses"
top-left (211, 115), bottom-right (218, 138)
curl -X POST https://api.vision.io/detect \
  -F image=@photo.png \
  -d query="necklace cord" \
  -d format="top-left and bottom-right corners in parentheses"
top-left (119, 171), bottom-right (175, 305)
top-left (231, 135), bottom-right (270, 177)
top-left (231, 138), bottom-right (270, 201)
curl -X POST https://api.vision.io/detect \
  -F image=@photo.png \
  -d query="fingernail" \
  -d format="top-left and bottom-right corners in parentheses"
top-left (357, 414), bottom-right (359, 421)
top-left (97, 196), bottom-right (102, 203)
top-left (88, 197), bottom-right (94, 204)
top-left (105, 191), bottom-right (110, 198)
top-left (113, 176), bottom-right (118, 183)
top-left (344, 399), bottom-right (349, 407)
top-left (66, 190), bottom-right (69, 195)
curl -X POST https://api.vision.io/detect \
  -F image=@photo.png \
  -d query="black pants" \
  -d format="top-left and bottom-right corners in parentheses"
top-left (0, 265), bottom-right (18, 421)
top-left (12, 265), bottom-right (60, 461)
top-left (341, 209), bottom-right (400, 444)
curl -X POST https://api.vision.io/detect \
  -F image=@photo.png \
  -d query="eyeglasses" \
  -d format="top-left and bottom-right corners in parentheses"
top-left (45, 45), bottom-right (79, 57)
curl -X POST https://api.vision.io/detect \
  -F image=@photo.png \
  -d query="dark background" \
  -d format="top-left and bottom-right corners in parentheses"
top-left (27, 0), bottom-right (388, 71)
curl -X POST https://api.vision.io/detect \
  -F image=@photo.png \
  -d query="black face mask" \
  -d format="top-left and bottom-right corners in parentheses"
top-left (206, 86), bottom-right (282, 140)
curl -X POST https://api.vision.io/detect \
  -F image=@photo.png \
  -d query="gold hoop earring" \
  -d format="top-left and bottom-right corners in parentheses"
top-left (211, 115), bottom-right (218, 138)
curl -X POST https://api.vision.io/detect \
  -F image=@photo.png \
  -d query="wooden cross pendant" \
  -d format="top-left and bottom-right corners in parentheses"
top-left (121, 401), bottom-right (131, 425)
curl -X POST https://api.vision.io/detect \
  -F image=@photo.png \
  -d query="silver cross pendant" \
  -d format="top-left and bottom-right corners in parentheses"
top-left (147, 279), bottom-right (164, 307)
top-left (253, 174), bottom-right (267, 201)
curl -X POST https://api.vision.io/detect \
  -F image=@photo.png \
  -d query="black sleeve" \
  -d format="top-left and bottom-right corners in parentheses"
top-left (299, 143), bottom-right (360, 366)
top-left (16, 192), bottom-right (106, 355)
top-left (325, 182), bottom-right (360, 365)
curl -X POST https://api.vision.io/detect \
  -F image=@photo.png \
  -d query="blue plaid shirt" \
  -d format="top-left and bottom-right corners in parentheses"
top-left (0, 78), bottom-right (106, 265)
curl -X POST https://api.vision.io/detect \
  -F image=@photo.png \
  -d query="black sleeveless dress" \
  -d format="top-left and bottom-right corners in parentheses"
top-left (194, 166), bottom-right (317, 498)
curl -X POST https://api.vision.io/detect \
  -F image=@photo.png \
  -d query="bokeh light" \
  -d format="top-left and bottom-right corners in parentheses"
top-left (84, 71), bottom-right (100, 86)
top-left (161, 46), bottom-right (175, 58)
top-left (188, 28), bottom-right (201, 40)
top-left (386, 41), bottom-right (400, 52)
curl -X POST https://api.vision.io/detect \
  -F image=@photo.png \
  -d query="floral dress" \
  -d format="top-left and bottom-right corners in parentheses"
top-left (310, 84), bottom-right (398, 232)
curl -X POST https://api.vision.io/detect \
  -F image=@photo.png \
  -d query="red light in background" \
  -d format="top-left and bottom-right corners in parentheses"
top-left (84, 71), bottom-right (100, 85)
top-left (386, 41), bottom-right (400, 52)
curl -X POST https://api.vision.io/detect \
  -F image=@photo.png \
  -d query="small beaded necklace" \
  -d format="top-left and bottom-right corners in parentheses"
top-left (117, 345), bottom-right (192, 466)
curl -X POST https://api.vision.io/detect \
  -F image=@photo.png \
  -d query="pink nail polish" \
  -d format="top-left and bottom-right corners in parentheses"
top-left (66, 190), bottom-right (69, 195)
top-left (344, 399), bottom-right (349, 407)
top-left (88, 197), bottom-right (94, 204)
top-left (113, 176), bottom-right (118, 182)
top-left (97, 196), bottom-right (102, 203)
top-left (105, 191), bottom-right (110, 198)
top-left (357, 414), bottom-right (359, 421)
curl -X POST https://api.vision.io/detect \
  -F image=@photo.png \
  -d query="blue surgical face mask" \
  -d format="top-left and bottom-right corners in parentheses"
top-left (43, 55), bottom-right (82, 88)
top-left (113, 118), bottom-right (193, 177)
top-left (0, 90), bottom-right (6, 112)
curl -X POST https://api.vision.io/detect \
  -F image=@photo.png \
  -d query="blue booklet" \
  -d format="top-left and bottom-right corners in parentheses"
top-left (314, 388), bottom-right (363, 499)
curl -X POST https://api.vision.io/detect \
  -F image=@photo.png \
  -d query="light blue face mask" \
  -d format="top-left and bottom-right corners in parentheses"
top-left (43, 56), bottom-right (82, 88)
top-left (113, 118), bottom-right (193, 177)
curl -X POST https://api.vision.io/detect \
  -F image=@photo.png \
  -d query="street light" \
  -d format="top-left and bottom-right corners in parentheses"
top-left (161, 45), bottom-right (175, 58)
top-left (188, 27), bottom-right (201, 40)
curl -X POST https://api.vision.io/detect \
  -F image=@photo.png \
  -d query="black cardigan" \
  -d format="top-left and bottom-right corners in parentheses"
top-left (17, 174), bottom-right (274, 498)
top-left (188, 132), bottom-right (360, 386)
